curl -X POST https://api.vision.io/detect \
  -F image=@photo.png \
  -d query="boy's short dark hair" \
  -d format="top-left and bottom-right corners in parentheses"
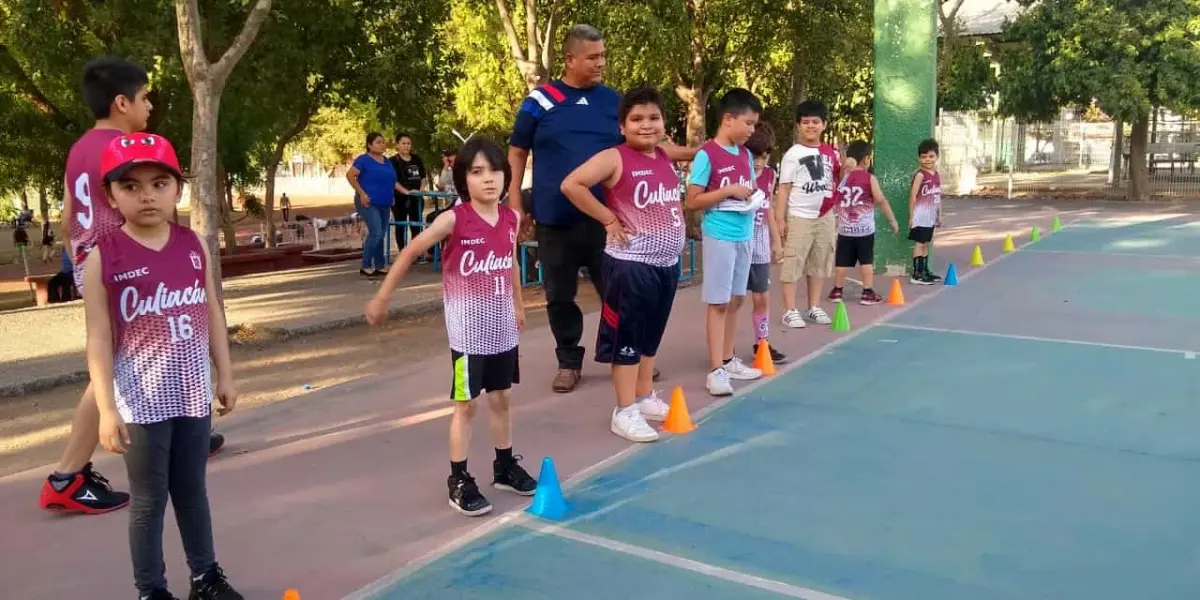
top-left (795, 99), bottom-right (829, 123)
top-left (846, 140), bottom-right (872, 163)
top-left (452, 138), bottom-right (511, 202)
top-left (745, 122), bottom-right (776, 157)
top-left (619, 86), bottom-right (665, 123)
top-left (717, 88), bottom-right (763, 120)
top-left (81, 56), bottom-right (149, 120)
top-left (918, 138), bottom-right (940, 156)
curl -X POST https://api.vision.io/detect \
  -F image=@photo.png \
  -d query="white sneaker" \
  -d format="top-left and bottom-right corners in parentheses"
top-left (806, 306), bottom-right (832, 325)
top-left (706, 368), bottom-right (734, 396)
top-left (723, 357), bottom-right (762, 381)
top-left (611, 405), bottom-right (659, 442)
top-left (781, 309), bottom-right (807, 328)
top-left (636, 391), bottom-right (670, 422)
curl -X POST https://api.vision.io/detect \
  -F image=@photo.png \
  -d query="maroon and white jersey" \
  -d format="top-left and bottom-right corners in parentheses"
top-left (441, 203), bottom-right (520, 355)
top-left (750, 166), bottom-right (776, 264)
top-left (98, 224), bottom-right (212, 425)
top-left (837, 170), bottom-right (876, 237)
top-left (912, 169), bottom-right (942, 228)
top-left (701, 140), bottom-right (756, 212)
top-left (604, 145), bottom-right (685, 267)
top-left (67, 128), bottom-right (126, 292)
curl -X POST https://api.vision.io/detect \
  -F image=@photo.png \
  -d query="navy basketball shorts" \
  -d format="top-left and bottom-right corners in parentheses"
top-left (595, 254), bottom-right (680, 366)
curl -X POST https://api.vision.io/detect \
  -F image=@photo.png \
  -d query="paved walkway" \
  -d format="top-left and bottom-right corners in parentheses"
top-left (0, 199), bottom-right (1120, 599)
top-left (0, 263), bottom-right (445, 396)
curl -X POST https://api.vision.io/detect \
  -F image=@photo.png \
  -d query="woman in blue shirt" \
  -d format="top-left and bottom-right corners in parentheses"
top-left (347, 132), bottom-right (400, 276)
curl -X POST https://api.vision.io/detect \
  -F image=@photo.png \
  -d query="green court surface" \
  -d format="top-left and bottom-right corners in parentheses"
top-left (355, 213), bottom-right (1200, 600)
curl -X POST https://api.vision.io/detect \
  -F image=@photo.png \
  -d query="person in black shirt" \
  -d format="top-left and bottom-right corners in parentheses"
top-left (388, 132), bottom-right (428, 254)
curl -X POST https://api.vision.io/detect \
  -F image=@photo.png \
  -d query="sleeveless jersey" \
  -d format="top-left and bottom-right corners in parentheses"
top-left (701, 140), bottom-right (756, 212)
top-left (67, 129), bottom-right (127, 291)
top-left (836, 170), bottom-right (876, 237)
top-left (911, 169), bottom-right (942, 228)
top-left (99, 224), bottom-right (213, 425)
top-left (441, 203), bottom-right (520, 355)
top-left (750, 166), bottom-right (776, 264)
top-left (603, 145), bottom-right (685, 267)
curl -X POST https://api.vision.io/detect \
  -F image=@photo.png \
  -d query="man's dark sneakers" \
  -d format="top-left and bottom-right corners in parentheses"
top-left (140, 589), bottom-right (180, 600)
top-left (493, 455), bottom-right (538, 496)
top-left (448, 473), bottom-right (493, 516)
top-left (39, 462), bottom-right (130, 515)
top-left (209, 433), bottom-right (225, 457)
top-left (188, 565), bottom-right (243, 600)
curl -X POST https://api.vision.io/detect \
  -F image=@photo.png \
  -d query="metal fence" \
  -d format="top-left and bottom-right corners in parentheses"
top-left (936, 108), bottom-right (1200, 199)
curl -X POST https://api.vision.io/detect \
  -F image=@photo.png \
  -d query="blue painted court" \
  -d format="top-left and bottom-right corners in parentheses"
top-left (355, 213), bottom-right (1200, 600)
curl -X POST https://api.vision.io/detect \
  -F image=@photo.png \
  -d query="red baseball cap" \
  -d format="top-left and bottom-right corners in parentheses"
top-left (100, 132), bottom-right (184, 183)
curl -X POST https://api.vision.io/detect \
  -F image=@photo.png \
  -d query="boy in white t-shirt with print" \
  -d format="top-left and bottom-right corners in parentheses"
top-left (773, 100), bottom-right (854, 329)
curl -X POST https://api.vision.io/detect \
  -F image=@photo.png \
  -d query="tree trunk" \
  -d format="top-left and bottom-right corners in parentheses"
top-left (675, 83), bottom-right (709, 240)
top-left (19, 188), bottom-right (29, 211)
top-left (188, 86), bottom-right (227, 271)
top-left (264, 97), bottom-right (321, 249)
top-left (175, 0), bottom-right (272, 303)
top-left (1127, 113), bottom-right (1150, 201)
top-left (38, 186), bottom-right (49, 224)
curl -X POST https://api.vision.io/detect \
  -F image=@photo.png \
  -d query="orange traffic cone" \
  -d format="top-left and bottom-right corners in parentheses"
top-left (888, 278), bottom-right (906, 305)
top-left (283, 591), bottom-right (300, 600)
top-left (662, 386), bottom-right (696, 434)
top-left (753, 340), bottom-right (777, 375)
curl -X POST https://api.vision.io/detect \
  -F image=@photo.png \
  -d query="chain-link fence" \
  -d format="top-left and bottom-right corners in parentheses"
top-left (937, 108), bottom-right (1200, 199)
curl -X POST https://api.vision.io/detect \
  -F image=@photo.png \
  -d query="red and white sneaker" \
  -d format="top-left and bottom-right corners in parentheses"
top-left (39, 462), bottom-right (130, 515)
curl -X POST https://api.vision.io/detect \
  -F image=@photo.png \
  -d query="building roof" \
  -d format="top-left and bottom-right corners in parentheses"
top-left (941, 0), bottom-right (1027, 37)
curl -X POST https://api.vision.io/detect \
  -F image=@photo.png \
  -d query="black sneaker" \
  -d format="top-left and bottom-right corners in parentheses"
top-left (140, 589), bottom-right (179, 600)
top-left (493, 455), bottom-right (538, 496)
top-left (448, 473), bottom-right (493, 516)
top-left (910, 272), bottom-right (934, 285)
top-left (209, 433), bottom-right (225, 457)
top-left (753, 341), bottom-right (789, 364)
top-left (926, 268), bottom-right (942, 281)
top-left (39, 462), bottom-right (130, 515)
top-left (188, 566), bottom-right (242, 600)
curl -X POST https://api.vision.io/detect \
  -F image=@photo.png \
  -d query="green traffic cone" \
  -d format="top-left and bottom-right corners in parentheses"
top-left (830, 301), bottom-right (851, 332)
top-left (1031, 225), bottom-right (1041, 241)
top-left (1051, 216), bottom-right (1062, 232)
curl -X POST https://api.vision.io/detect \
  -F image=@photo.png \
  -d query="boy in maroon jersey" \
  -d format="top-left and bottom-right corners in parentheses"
top-left (744, 122), bottom-right (788, 365)
top-left (908, 138), bottom-right (943, 284)
top-left (85, 132), bottom-right (242, 600)
top-left (366, 138), bottom-right (537, 516)
top-left (560, 86), bottom-right (682, 443)
top-left (40, 56), bottom-right (225, 517)
top-left (828, 141), bottom-right (900, 304)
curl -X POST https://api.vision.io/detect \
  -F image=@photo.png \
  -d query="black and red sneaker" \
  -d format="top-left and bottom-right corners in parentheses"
top-left (209, 433), bottom-right (225, 457)
top-left (828, 287), bottom-right (844, 302)
top-left (860, 289), bottom-right (884, 305)
top-left (39, 462), bottom-right (130, 515)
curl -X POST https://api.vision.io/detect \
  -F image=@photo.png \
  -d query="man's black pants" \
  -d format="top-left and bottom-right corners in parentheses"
top-left (536, 220), bottom-right (606, 370)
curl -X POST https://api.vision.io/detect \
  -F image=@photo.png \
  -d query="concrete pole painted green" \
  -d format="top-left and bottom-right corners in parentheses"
top-left (872, 0), bottom-right (938, 276)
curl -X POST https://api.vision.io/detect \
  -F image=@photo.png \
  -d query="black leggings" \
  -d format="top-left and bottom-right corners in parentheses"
top-left (123, 415), bottom-right (216, 594)
top-left (391, 197), bottom-right (422, 250)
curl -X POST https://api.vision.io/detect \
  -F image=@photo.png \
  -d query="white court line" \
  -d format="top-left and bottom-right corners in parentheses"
top-left (880, 323), bottom-right (1198, 357)
top-left (1024, 249), bottom-right (1200, 261)
top-left (341, 215), bottom-right (1086, 600)
top-left (525, 523), bottom-right (855, 600)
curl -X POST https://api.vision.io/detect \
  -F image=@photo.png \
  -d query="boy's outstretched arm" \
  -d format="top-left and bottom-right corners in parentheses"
top-left (82, 248), bottom-right (126, 454)
top-left (870, 175), bottom-right (901, 234)
top-left (509, 210), bottom-right (526, 332)
top-left (659, 139), bottom-right (698, 162)
top-left (365, 211), bottom-right (457, 325)
top-left (908, 171), bottom-right (925, 223)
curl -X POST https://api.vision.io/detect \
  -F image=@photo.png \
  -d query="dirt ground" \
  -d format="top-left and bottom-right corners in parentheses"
top-left (0, 284), bottom-right (598, 479)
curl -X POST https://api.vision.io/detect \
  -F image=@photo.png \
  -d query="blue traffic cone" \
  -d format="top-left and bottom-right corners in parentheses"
top-left (526, 456), bottom-right (569, 520)
top-left (944, 263), bottom-right (959, 286)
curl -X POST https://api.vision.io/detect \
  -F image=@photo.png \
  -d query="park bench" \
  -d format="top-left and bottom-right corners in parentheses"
top-left (24, 273), bottom-right (77, 307)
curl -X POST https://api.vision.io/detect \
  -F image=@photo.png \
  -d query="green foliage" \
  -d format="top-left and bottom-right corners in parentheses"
top-left (938, 39), bottom-right (999, 112)
top-left (288, 103), bottom-right (383, 171)
top-left (997, 0), bottom-right (1200, 122)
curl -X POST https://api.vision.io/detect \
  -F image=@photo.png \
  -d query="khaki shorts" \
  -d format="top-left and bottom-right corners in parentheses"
top-left (781, 212), bottom-right (836, 283)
